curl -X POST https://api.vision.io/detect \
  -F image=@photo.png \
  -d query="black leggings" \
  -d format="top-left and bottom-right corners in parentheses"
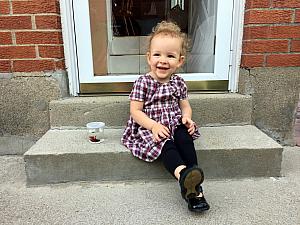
top-left (159, 125), bottom-right (198, 177)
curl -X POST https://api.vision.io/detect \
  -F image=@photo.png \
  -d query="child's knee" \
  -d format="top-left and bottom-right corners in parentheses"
top-left (174, 126), bottom-right (193, 144)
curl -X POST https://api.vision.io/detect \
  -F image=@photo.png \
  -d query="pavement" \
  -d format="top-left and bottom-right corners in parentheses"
top-left (0, 147), bottom-right (300, 225)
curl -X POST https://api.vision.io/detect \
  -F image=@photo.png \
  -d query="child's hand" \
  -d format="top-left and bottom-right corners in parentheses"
top-left (182, 117), bottom-right (196, 135)
top-left (151, 122), bottom-right (170, 142)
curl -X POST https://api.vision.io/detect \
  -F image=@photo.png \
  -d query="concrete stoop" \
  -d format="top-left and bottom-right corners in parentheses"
top-left (24, 125), bottom-right (283, 185)
top-left (49, 93), bottom-right (252, 128)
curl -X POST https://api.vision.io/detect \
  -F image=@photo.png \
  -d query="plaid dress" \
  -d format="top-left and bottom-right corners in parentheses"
top-left (121, 73), bottom-right (200, 162)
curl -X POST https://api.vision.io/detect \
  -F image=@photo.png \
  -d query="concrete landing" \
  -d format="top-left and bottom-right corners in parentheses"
top-left (24, 125), bottom-right (283, 185)
top-left (2, 147), bottom-right (300, 224)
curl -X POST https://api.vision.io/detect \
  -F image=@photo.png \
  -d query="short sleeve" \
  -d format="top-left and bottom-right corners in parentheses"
top-left (129, 76), bottom-right (147, 101)
top-left (178, 76), bottom-right (188, 100)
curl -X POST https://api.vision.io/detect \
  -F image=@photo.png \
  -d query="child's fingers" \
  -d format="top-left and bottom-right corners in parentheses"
top-left (187, 122), bottom-right (196, 135)
top-left (152, 126), bottom-right (170, 142)
top-left (158, 127), bottom-right (170, 139)
top-left (188, 126), bottom-right (194, 133)
top-left (188, 128), bottom-right (195, 135)
top-left (153, 133), bottom-right (161, 142)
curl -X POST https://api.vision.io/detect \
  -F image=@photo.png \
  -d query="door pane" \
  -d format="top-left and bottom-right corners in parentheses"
top-left (90, 0), bottom-right (218, 75)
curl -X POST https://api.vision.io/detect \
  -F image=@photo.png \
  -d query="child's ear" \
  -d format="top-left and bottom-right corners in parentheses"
top-left (147, 52), bottom-right (151, 64)
top-left (178, 56), bottom-right (185, 67)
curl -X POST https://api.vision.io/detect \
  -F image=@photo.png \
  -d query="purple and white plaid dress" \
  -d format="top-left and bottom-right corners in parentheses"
top-left (121, 73), bottom-right (200, 162)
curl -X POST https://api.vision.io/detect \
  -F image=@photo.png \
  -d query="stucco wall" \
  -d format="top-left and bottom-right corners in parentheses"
top-left (238, 67), bottom-right (300, 145)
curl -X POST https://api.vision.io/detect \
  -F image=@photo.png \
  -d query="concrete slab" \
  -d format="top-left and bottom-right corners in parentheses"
top-left (1, 147), bottom-right (299, 225)
top-left (24, 125), bottom-right (283, 185)
top-left (49, 93), bottom-right (252, 128)
top-left (0, 135), bottom-right (37, 155)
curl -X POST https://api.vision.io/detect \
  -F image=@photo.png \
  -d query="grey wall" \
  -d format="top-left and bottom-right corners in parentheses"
top-left (0, 72), bottom-right (68, 154)
top-left (238, 67), bottom-right (300, 146)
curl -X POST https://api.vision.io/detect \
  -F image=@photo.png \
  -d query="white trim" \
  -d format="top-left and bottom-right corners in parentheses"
top-left (59, 0), bottom-right (79, 96)
top-left (213, 0), bottom-right (234, 80)
top-left (72, 0), bottom-right (94, 86)
top-left (228, 0), bottom-right (246, 93)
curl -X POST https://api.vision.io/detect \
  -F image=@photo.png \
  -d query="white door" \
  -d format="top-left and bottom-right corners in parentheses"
top-left (71, 0), bottom-right (234, 94)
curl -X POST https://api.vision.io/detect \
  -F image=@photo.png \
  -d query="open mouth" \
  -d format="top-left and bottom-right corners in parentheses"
top-left (157, 66), bottom-right (169, 70)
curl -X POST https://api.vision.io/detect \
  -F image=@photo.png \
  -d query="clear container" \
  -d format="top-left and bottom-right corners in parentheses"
top-left (86, 122), bottom-right (105, 143)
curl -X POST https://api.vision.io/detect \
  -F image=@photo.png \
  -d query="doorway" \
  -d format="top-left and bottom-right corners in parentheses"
top-left (71, 0), bottom-right (235, 93)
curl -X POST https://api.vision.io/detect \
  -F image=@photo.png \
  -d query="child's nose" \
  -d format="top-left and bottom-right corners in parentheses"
top-left (159, 56), bottom-right (167, 63)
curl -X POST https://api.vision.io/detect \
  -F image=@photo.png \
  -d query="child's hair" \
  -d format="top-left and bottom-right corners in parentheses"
top-left (148, 21), bottom-right (188, 57)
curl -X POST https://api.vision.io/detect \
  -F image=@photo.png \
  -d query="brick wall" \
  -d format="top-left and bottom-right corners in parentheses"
top-left (1, 1), bottom-right (299, 72)
top-left (241, 0), bottom-right (300, 68)
top-left (0, 0), bottom-right (65, 73)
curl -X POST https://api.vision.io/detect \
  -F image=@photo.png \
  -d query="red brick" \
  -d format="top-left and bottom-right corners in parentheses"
top-left (244, 10), bottom-right (293, 24)
top-left (13, 59), bottom-right (56, 72)
top-left (35, 15), bottom-right (61, 29)
top-left (0, 60), bottom-right (11, 72)
top-left (15, 31), bottom-right (62, 45)
top-left (241, 54), bottom-right (265, 67)
top-left (0, 32), bottom-right (12, 45)
top-left (291, 40), bottom-right (300, 52)
top-left (272, 0), bottom-right (300, 8)
top-left (243, 25), bottom-right (300, 39)
top-left (296, 10), bottom-right (300, 23)
top-left (245, 0), bottom-right (270, 9)
top-left (0, 1), bottom-right (10, 14)
top-left (38, 45), bottom-right (64, 58)
top-left (243, 40), bottom-right (289, 53)
top-left (0, 16), bottom-right (32, 29)
top-left (0, 46), bottom-right (36, 59)
top-left (12, 0), bottom-right (60, 14)
top-left (55, 59), bottom-right (65, 70)
top-left (266, 54), bottom-right (300, 66)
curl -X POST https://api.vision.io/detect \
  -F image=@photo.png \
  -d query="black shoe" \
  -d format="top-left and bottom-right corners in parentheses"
top-left (187, 194), bottom-right (210, 212)
top-left (179, 166), bottom-right (204, 200)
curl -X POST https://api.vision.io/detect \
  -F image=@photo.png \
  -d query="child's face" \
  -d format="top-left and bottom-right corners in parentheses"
top-left (147, 34), bottom-right (185, 83)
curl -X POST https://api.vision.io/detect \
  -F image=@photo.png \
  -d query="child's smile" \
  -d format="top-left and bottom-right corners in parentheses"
top-left (147, 34), bottom-right (185, 83)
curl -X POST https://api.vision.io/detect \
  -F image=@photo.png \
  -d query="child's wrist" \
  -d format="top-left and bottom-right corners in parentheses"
top-left (150, 122), bottom-right (157, 131)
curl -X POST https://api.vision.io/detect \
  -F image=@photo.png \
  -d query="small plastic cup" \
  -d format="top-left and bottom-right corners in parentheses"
top-left (86, 122), bottom-right (105, 144)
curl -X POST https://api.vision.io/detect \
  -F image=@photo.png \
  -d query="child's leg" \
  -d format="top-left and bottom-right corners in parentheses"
top-left (173, 125), bottom-right (210, 212)
top-left (160, 140), bottom-right (203, 199)
top-left (160, 140), bottom-right (186, 179)
top-left (173, 125), bottom-right (198, 167)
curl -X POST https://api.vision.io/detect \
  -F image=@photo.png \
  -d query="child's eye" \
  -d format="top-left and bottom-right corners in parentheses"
top-left (168, 55), bottom-right (175, 58)
top-left (153, 53), bottom-right (160, 56)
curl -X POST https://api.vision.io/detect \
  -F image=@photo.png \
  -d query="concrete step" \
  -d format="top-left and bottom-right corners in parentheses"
top-left (24, 125), bottom-right (283, 185)
top-left (49, 93), bottom-right (252, 128)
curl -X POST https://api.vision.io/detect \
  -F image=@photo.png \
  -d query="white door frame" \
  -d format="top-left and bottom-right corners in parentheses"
top-left (60, 0), bottom-right (245, 96)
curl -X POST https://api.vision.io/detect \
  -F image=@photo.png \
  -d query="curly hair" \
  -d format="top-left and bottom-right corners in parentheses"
top-left (148, 21), bottom-right (189, 57)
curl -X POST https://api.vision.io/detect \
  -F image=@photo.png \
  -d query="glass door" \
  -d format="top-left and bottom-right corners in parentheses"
top-left (73, 0), bottom-right (234, 93)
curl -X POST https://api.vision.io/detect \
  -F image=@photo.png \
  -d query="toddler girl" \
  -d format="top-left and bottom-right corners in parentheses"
top-left (122, 21), bottom-right (210, 212)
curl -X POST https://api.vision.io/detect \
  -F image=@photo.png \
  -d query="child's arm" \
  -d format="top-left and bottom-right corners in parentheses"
top-left (130, 100), bottom-right (170, 142)
top-left (179, 99), bottom-right (196, 135)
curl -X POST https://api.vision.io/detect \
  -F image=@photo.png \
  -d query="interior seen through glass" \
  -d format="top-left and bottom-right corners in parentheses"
top-left (92, 0), bottom-right (218, 75)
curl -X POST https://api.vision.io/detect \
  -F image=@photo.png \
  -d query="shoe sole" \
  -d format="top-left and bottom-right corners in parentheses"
top-left (183, 169), bottom-right (204, 199)
top-left (188, 205), bottom-right (210, 212)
